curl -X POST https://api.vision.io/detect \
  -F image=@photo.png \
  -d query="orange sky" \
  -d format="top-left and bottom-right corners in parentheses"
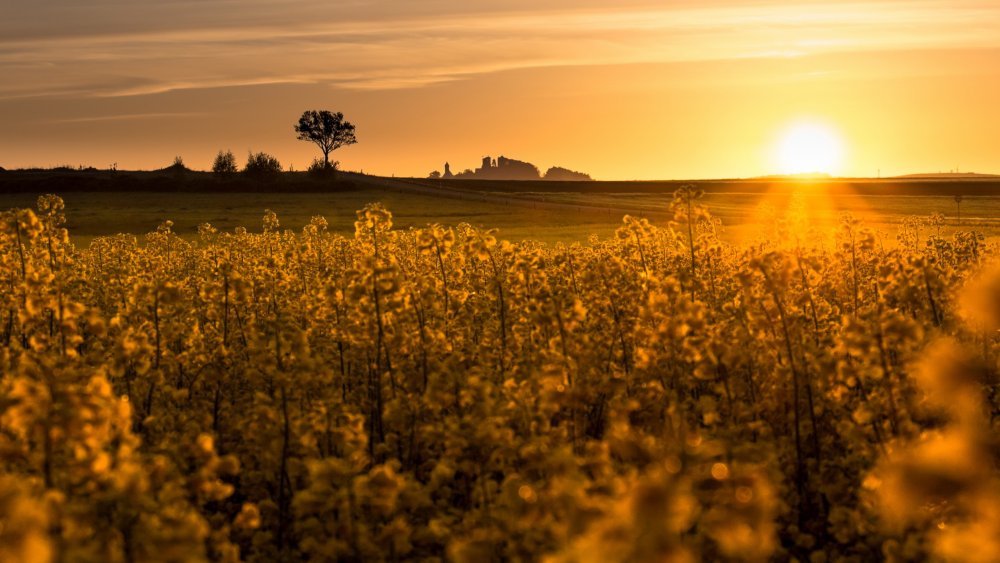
top-left (2, 1), bottom-right (1000, 180)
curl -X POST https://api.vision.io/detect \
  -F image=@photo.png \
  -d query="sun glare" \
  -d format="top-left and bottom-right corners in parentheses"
top-left (774, 121), bottom-right (844, 176)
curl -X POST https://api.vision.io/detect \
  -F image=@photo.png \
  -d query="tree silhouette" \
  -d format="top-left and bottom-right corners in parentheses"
top-left (212, 150), bottom-right (238, 175)
top-left (294, 110), bottom-right (357, 170)
top-left (244, 151), bottom-right (282, 176)
top-left (954, 194), bottom-right (963, 224)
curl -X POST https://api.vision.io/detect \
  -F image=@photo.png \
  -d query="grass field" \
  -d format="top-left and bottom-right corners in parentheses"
top-left (1, 190), bottom-right (623, 246)
top-left (3, 171), bottom-right (1000, 246)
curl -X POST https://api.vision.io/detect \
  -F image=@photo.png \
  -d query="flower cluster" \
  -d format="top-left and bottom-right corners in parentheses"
top-left (1, 192), bottom-right (998, 561)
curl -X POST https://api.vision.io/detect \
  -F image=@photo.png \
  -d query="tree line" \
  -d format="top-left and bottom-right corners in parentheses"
top-left (211, 110), bottom-right (357, 176)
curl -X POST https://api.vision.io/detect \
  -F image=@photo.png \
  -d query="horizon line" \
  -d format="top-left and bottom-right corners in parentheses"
top-left (4, 165), bottom-right (1000, 184)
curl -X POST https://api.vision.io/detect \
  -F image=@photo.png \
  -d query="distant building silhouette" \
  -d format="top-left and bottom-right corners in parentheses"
top-left (443, 154), bottom-right (591, 181)
top-left (478, 157), bottom-right (492, 174)
top-left (454, 155), bottom-right (541, 180)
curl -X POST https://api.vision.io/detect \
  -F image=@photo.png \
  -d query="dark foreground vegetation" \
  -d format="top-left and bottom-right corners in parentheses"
top-left (0, 167), bottom-right (361, 194)
top-left (4, 166), bottom-right (1000, 198)
top-left (2, 190), bottom-right (1000, 561)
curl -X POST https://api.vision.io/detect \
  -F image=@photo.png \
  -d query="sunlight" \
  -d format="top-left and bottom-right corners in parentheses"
top-left (774, 121), bottom-right (845, 176)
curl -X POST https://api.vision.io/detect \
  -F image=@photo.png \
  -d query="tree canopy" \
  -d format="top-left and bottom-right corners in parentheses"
top-left (244, 151), bottom-right (282, 176)
top-left (212, 150), bottom-right (238, 175)
top-left (294, 110), bottom-right (357, 170)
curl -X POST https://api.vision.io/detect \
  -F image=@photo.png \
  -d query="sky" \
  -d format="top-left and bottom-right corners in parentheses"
top-left (2, 0), bottom-right (1000, 179)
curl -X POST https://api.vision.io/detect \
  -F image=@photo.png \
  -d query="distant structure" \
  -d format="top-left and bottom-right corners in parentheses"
top-left (474, 156), bottom-right (539, 180)
top-left (434, 154), bottom-right (592, 181)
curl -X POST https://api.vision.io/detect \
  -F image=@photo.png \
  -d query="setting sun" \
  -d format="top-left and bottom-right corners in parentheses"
top-left (775, 121), bottom-right (845, 176)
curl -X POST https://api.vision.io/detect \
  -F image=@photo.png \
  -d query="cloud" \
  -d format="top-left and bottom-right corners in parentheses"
top-left (48, 112), bottom-right (209, 124)
top-left (1, 1), bottom-right (999, 99)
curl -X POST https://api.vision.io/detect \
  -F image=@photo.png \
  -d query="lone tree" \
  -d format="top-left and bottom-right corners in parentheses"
top-left (294, 110), bottom-right (357, 170)
top-left (954, 194), bottom-right (964, 224)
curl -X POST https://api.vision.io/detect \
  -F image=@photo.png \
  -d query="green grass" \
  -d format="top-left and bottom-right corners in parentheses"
top-left (2, 190), bottom-right (625, 247)
top-left (5, 181), bottom-right (1000, 247)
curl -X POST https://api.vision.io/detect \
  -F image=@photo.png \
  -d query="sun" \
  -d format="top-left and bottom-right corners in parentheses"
top-left (774, 121), bottom-right (844, 176)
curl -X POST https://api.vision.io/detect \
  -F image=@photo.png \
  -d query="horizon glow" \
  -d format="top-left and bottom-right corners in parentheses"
top-left (1, 1), bottom-right (999, 179)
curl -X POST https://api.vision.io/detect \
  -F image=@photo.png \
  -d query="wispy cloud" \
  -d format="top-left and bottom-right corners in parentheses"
top-left (1, 1), bottom-right (999, 98)
top-left (50, 112), bottom-right (208, 124)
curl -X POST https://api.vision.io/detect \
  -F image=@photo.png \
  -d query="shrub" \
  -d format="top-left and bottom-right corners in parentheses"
top-left (244, 152), bottom-right (282, 176)
top-left (307, 157), bottom-right (338, 176)
top-left (212, 150), bottom-right (238, 175)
